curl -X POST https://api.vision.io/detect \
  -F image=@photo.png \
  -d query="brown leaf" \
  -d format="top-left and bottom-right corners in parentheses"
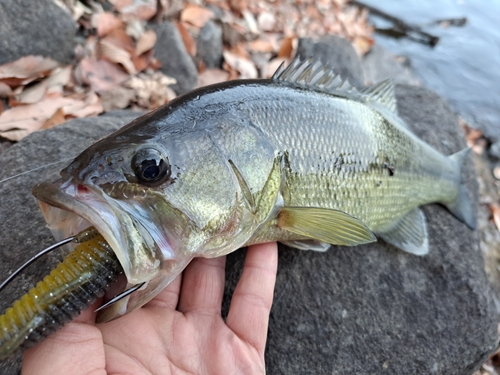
top-left (491, 204), bottom-right (500, 232)
top-left (0, 56), bottom-right (59, 81)
top-left (223, 51), bottom-right (257, 79)
top-left (63, 92), bottom-right (103, 118)
top-left (132, 49), bottom-right (154, 72)
top-left (197, 69), bottom-right (230, 87)
top-left (249, 39), bottom-right (275, 53)
top-left (41, 107), bottom-right (65, 130)
top-left (102, 29), bottom-right (135, 54)
top-left (93, 12), bottom-right (124, 37)
top-left (135, 29), bottom-right (157, 56)
top-left (14, 81), bottom-right (48, 104)
top-left (0, 82), bottom-right (13, 97)
top-left (0, 97), bottom-right (74, 141)
top-left (74, 57), bottom-right (129, 92)
top-left (98, 39), bottom-right (137, 74)
top-left (175, 22), bottom-right (197, 57)
top-left (278, 36), bottom-right (296, 58)
top-left (181, 5), bottom-right (214, 28)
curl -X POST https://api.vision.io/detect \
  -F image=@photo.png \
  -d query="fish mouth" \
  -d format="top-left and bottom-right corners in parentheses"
top-left (31, 179), bottom-right (193, 322)
top-left (31, 179), bottom-right (163, 286)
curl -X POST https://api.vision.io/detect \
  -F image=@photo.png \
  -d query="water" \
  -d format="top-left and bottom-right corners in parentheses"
top-left (363, 0), bottom-right (500, 142)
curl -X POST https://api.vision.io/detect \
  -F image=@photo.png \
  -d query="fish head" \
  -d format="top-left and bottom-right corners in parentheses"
top-left (31, 107), bottom-right (277, 321)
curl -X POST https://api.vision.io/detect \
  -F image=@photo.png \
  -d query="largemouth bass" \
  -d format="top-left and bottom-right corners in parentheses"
top-left (30, 57), bottom-right (475, 323)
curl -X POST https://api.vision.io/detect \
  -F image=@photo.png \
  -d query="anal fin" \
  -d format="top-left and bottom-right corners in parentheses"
top-left (376, 208), bottom-right (429, 255)
top-left (278, 207), bottom-right (376, 246)
top-left (281, 239), bottom-right (331, 252)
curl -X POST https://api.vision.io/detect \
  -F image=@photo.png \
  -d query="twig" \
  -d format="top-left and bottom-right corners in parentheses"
top-left (350, 0), bottom-right (440, 47)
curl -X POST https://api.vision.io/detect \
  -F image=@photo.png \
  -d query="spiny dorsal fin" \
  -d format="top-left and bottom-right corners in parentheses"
top-left (272, 57), bottom-right (396, 114)
top-left (272, 57), bottom-right (356, 96)
top-left (359, 79), bottom-right (397, 113)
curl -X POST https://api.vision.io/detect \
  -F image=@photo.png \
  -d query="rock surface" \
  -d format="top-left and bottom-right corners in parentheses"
top-left (0, 43), bottom-right (497, 375)
top-left (296, 35), bottom-right (365, 87)
top-left (362, 45), bottom-right (421, 86)
top-left (196, 20), bottom-right (223, 69)
top-left (0, 0), bottom-right (77, 65)
top-left (150, 22), bottom-right (198, 95)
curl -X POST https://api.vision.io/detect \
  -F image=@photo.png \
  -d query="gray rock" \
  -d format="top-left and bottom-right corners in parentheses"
top-left (296, 35), bottom-right (365, 87)
top-left (196, 20), bottom-right (223, 69)
top-left (0, 57), bottom-right (496, 375)
top-left (362, 45), bottom-right (421, 86)
top-left (150, 22), bottom-right (198, 95)
top-left (489, 142), bottom-right (500, 160)
top-left (0, 0), bottom-right (77, 65)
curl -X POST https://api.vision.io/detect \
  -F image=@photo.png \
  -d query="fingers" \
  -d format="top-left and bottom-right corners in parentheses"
top-left (22, 302), bottom-right (106, 375)
top-left (226, 242), bottom-right (278, 355)
top-left (177, 256), bottom-right (226, 315)
top-left (145, 271), bottom-right (182, 310)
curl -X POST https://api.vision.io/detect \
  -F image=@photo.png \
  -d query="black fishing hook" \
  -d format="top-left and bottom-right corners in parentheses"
top-left (0, 236), bottom-right (75, 292)
top-left (95, 282), bottom-right (146, 313)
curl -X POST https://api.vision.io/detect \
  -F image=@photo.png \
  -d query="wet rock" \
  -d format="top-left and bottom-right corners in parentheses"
top-left (150, 22), bottom-right (198, 95)
top-left (0, 0), bottom-right (77, 65)
top-left (362, 44), bottom-right (421, 86)
top-left (196, 20), bottom-right (223, 69)
top-left (296, 35), bottom-right (364, 87)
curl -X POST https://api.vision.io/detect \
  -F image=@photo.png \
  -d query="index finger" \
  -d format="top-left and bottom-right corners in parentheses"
top-left (226, 242), bottom-right (278, 355)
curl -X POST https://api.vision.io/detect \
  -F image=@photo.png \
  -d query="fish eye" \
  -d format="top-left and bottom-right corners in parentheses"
top-left (132, 149), bottom-right (170, 184)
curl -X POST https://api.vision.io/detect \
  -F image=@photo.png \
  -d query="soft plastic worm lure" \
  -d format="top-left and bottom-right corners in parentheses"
top-left (0, 228), bottom-right (123, 360)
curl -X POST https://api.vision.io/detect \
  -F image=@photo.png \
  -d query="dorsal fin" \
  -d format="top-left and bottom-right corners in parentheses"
top-left (272, 57), bottom-right (397, 113)
top-left (272, 57), bottom-right (357, 96)
top-left (359, 79), bottom-right (397, 113)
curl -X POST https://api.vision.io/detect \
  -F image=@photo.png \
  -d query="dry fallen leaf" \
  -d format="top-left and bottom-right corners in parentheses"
top-left (126, 71), bottom-right (177, 109)
top-left (135, 29), bottom-right (157, 56)
top-left (74, 57), bottom-right (130, 92)
top-left (175, 22), bottom-right (197, 57)
top-left (223, 50), bottom-right (258, 79)
top-left (41, 107), bottom-right (65, 130)
top-left (93, 12), bottom-right (124, 37)
top-left (99, 38), bottom-right (137, 74)
top-left (0, 55), bottom-right (59, 81)
top-left (180, 5), bottom-right (214, 28)
top-left (197, 69), bottom-right (230, 87)
top-left (64, 92), bottom-right (103, 118)
top-left (249, 39), bottom-right (275, 53)
top-left (491, 204), bottom-right (500, 232)
top-left (0, 82), bottom-right (13, 97)
top-left (278, 36), bottom-right (296, 59)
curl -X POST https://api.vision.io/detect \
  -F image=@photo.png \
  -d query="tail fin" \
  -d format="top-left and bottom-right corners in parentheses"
top-left (444, 148), bottom-right (476, 229)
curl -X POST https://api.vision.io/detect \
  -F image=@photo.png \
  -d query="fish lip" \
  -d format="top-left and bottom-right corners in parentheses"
top-left (31, 180), bottom-right (160, 284)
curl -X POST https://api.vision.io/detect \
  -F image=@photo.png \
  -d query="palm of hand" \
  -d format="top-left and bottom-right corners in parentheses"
top-left (22, 243), bottom-right (278, 375)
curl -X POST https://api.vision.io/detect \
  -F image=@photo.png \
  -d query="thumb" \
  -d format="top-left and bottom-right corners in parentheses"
top-left (22, 301), bottom-right (106, 375)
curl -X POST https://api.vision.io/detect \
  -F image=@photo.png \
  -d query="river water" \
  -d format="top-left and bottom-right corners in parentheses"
top-left (363, 0), bottom-right (500, 143)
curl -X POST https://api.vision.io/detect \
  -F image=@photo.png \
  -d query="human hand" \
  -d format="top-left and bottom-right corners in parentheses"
top-left (22, 242), bottom-right (278, 375)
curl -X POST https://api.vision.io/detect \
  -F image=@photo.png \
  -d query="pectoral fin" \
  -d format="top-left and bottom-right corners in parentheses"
top-left (278, 207), bottom-right (376, 246)
top-left (376, 208), bottom-right (429, 255)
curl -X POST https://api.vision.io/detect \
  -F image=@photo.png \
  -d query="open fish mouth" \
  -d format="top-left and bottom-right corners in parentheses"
top-left (32, 179), bottom-right (162, 285)
top-left (31, 179), bottom-right (192, 322)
